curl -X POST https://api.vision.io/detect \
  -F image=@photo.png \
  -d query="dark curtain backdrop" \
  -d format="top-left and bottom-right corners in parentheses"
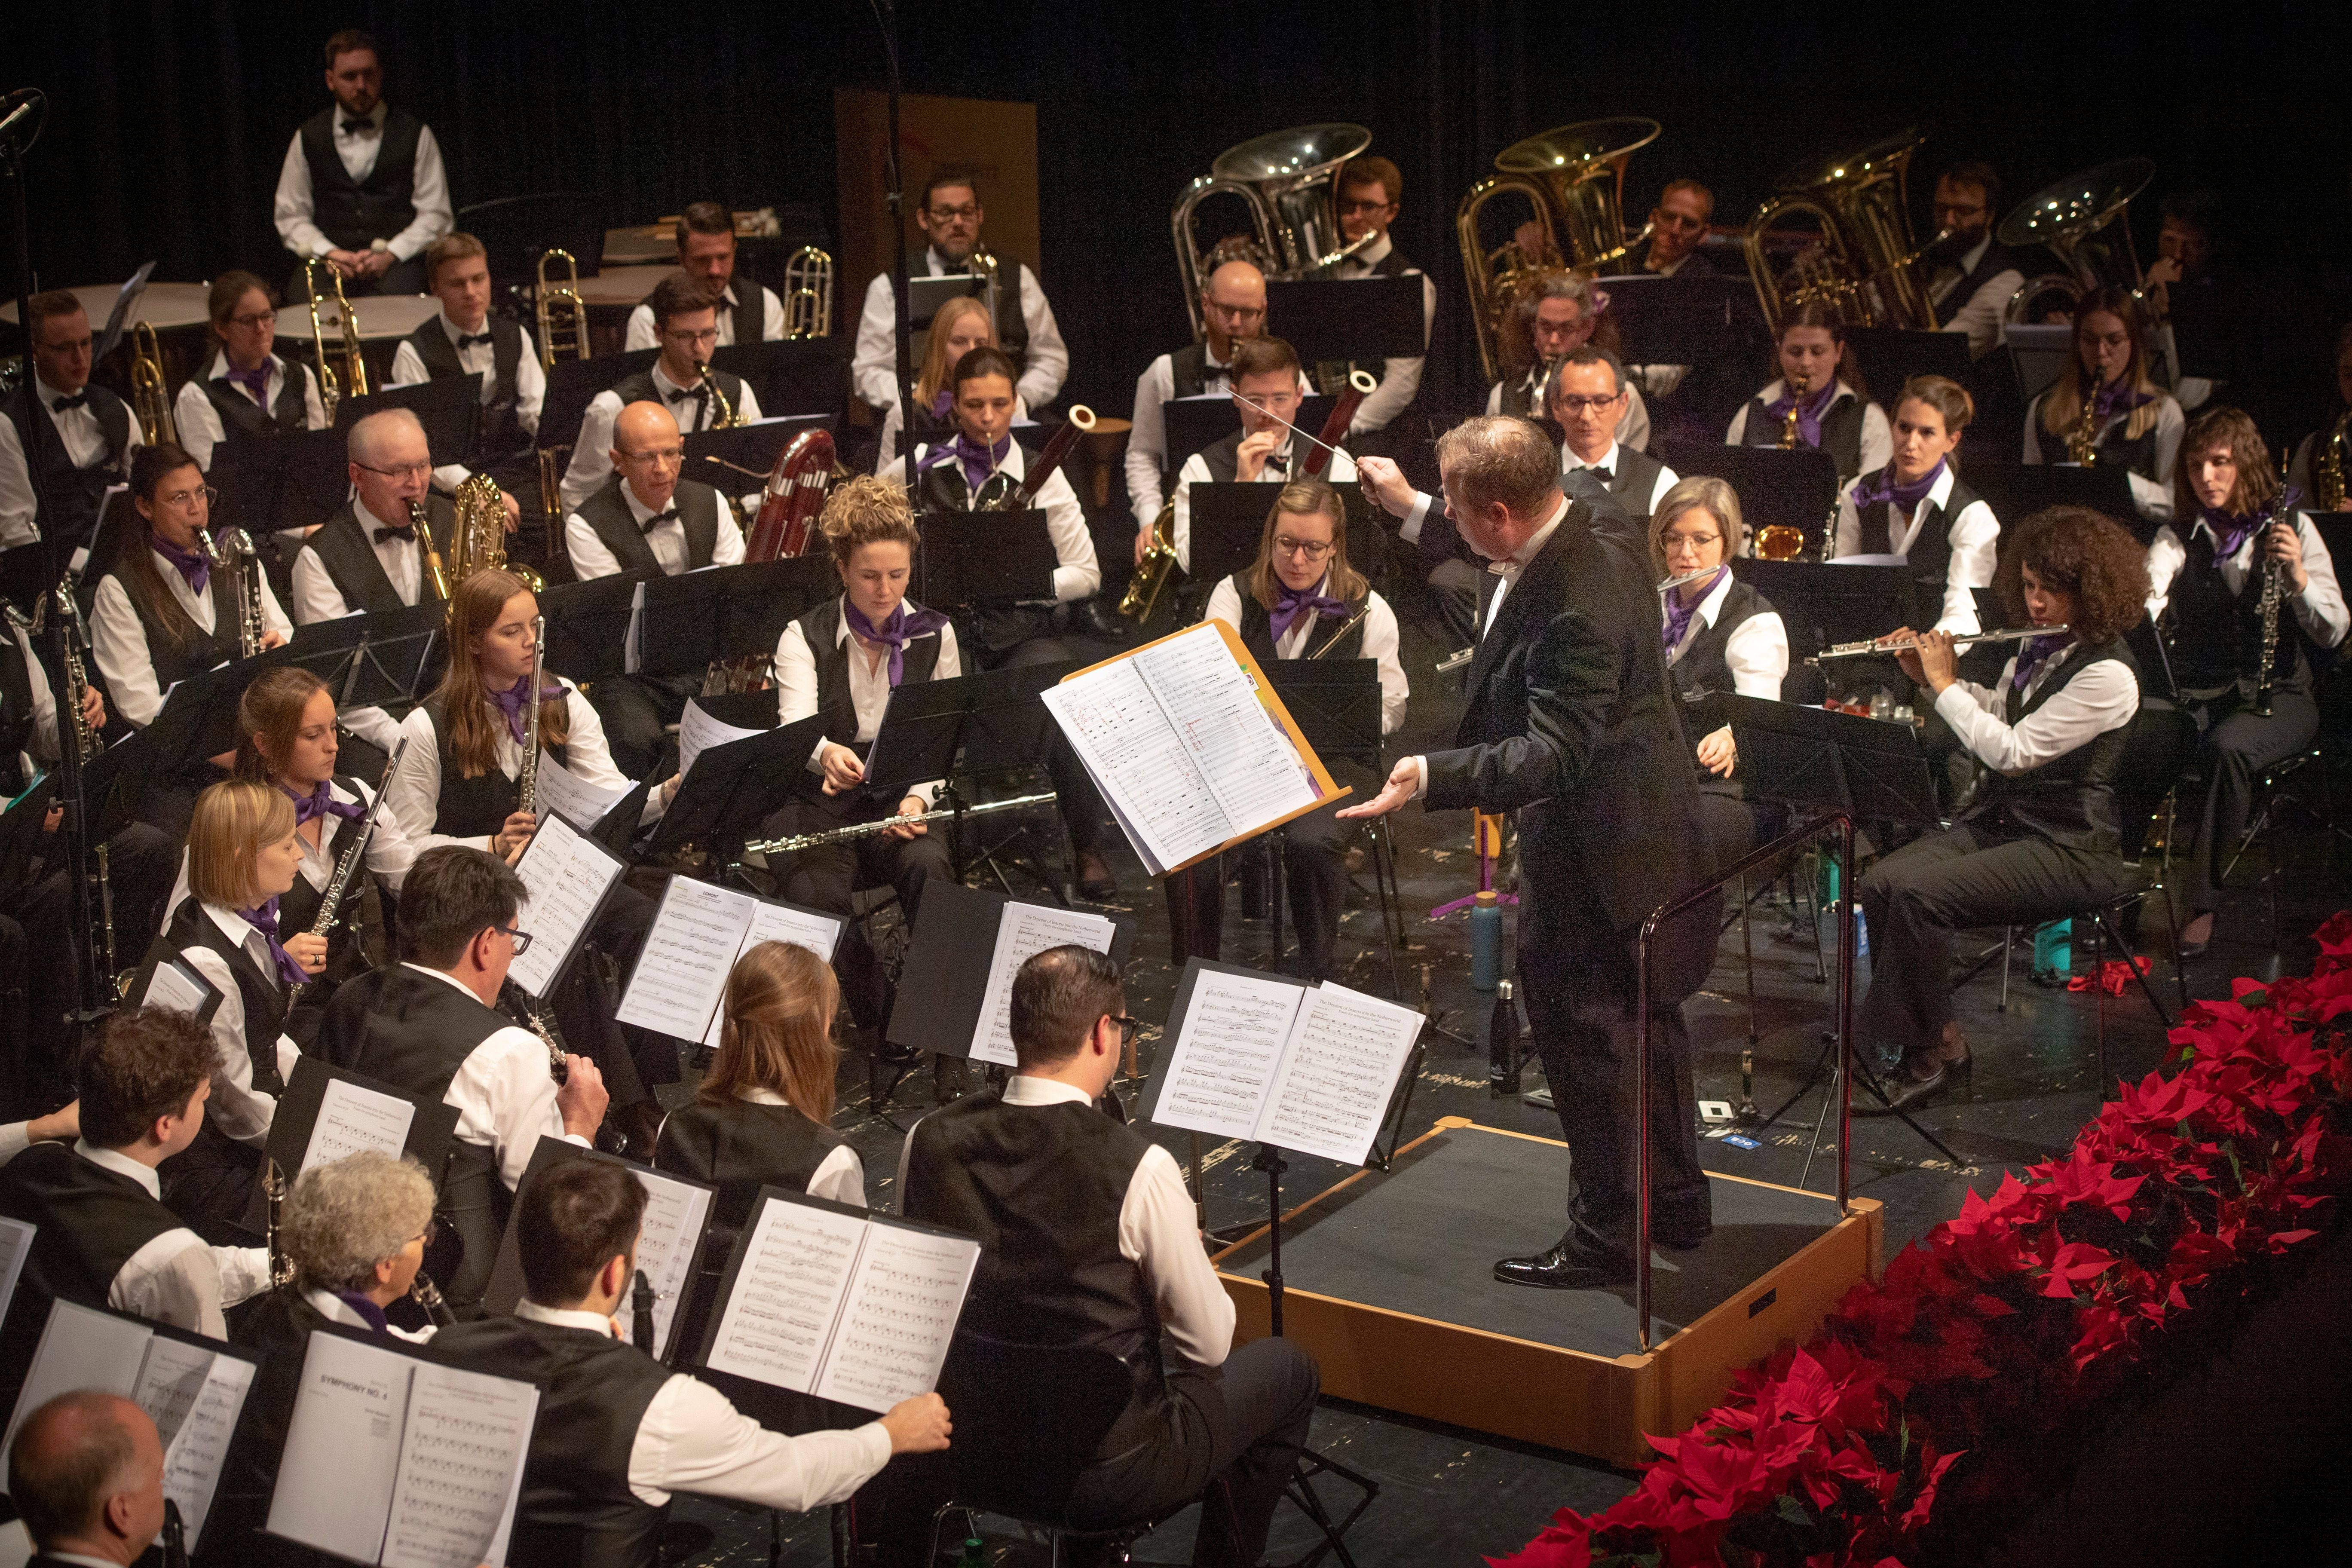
top-left (15, 0), bottom-right (2352, 425)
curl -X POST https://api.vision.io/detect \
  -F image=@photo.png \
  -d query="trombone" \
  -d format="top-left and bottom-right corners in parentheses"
top-left (300, 257), bottom-right (370, 421)
top-left (536, 248), bottom-right (591, 369)
top-left (782, 245), bottom-right (833, 338)
top-left (129, 321), bottom-right (176, 445)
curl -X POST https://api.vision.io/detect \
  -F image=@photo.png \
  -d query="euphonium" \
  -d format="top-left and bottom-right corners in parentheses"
top-left (536, 248), bottom-right (591, 370)
top-left (300, 258), bottom-right (371, 421)
top-left (1172, 123), bottom-right (1378, 340)
top-left (129, 322), bottom-right (175, 445)
top-left (1743, 128), bottom-right (1938, 334)
top-left (782, 246), bottom-right (833, 338)
top-left (2316, 411), bottom-right (2350, 513)
top-left (1997, 158), bottom-right (2158, 326)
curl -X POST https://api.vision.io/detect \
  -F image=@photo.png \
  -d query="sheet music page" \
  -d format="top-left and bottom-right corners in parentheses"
top-left (266, 1333), bottom-right (411, 1565)
top-left (703, 1197), bottom-right (871, 1394)
top-left (1041, 659), bottom-right (1229, 873)
top-left (140, 957), bottom-right (212, 1018)
top-left (380, 1361), bottom-right (539, 1568)
top-left (970, 903), bottom-right (1116, 1067)
top-left (3, 1301), bottom-right (146, 1458)
top-left (1148, 970), bottom-right (1305, 1142)
top-left (1258, 982), bottom-right (1425, 1166)
top-left (812, 1222), bottom-right (979, 1413)
top-left (627, 1170), bottom-right (713, 1360)
top-left (300, 1075), bottom-right (416, 1174)
top-left (1131, 623), bottom-right (1319, 836)
top-left (677, 698), bottom-right (765, 785)
top-left (530, 749), bottom-right (630, 833)
top-left (615, 878), bottom-right (755, 1041)
top-left (145, 1345), bottom-right (252, 1547)
top-left (703, 903), bottom-right (845, 1047)
top-left (130, 1333), bottom-right (215, 1450)
top-left (507, 814), bottom-right (621, 998)
top-left (0, 1216), bottom-right (31, 1326)
top-left (625, 580), bottom-right (648, 674)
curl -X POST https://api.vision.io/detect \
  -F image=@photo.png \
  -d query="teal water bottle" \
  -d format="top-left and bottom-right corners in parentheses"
top-left (2033, 918), bottom-right (2072, 981)
top-left (1470, 889), bottom-right (1502, 991)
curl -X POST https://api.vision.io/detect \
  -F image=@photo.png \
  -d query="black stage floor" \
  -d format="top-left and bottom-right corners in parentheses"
top-left (663, 588), bottom-right (2352, 1565)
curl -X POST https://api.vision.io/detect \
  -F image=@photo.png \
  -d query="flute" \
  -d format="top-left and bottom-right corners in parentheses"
top-left (1810, 625), bottom-right (2067, 662)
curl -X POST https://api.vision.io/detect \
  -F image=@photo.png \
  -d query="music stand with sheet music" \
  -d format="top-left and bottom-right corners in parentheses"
top-left (539, 349), bottom-right (659, 453)
top-left (646, 715), bottom-right (829, 856)
top-left (709, 337), bottom-right (853, 418)
top-left (538, 570), bottom-right (658, 684)
top-left (628, 557), bottom-right (839, 680)
top-left (1962, 461), bottom-right (2148, 542)
top-left (136, 649), bottom-right (295, 780)
top-left (333, 374), bottom-right (482, 467)
top-left (1263, 275), bottom-right (1427, 363)
top-left (208, 428), bottom-right (352, 542)
top-left (285, 600), bottom-right (446, 717)
top-left (1262, 658), bottom-right (1406, 996)
top-left (1733, 558), bottom-right (1920, 662)
top-left (686, 414), bottom-right (836, 499)
top-left (1161, 394), bottom-right (1339, 473)
top-left (237, 1057), bottom-right (464, 1238)
top-left (883, 881), bottom-right (1137, 1067)
top-left (1652, 439), bottom-right (1842, 556)
top-left (912, 510), bottom-right (1058, 607)
top-left (87, 262), bottom-right (158, 364)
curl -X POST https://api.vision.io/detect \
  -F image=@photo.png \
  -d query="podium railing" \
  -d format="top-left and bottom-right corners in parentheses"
top-left (1633, 810), bottom-right (1856, 1352)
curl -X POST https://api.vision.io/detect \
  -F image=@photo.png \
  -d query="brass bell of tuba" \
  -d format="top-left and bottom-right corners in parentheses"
top-left (1743, 127), bottom-right (1939, 335)
top-left (1171, 123), bottom-right (1379, 340)
top-left (1996, 157), bottom-right (2158, 326)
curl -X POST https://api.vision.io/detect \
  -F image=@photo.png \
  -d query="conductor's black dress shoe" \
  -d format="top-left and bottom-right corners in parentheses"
top-left (1494, 1229), bottom-right (1635, 1290)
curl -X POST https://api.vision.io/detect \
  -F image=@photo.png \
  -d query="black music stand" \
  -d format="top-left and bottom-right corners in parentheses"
top-left (286, 601), bottom-right (446, 716)
top-left (1733, 558), bottom-right (1919, 662)
top-left (454, 192), bottom-right (610, 282)
top-left (0, 775), bottom-right (57, 892)
top-left (538, 570), bottom-right (658, 684)
top-left (627, 558), bottom-right (839, 679)
top-left (75, 725), bottom-right (162, 841)
top-left (1653, 440), bottom-right (1841, 557)
top-left (883, 880), bottom-right (1137, 1064)
top-left (905, 274), bottom-right (983, 332)
top-left (208, 428), bottom-right (351, 541)
top-left (1263, 275), bottom-right (1426, 364)
top-left (1589, 273), bottom-right (1764, 368)
top-left (1962, 462), bottom-right (2148, 542)
top-left (687, 415), bottom-right (836, 499)
top-left (646, 714), bottom-right (828, 856)
top-left (333, 374), bottom-right (482, 468)
top-left (240, 1057), bottom-right (463, 1236)
top-left (912, 511), bottom-right (1057, 607)
top-left (1841, 328), bottom-right (1970, 395)
top-left (140, 649), bottom-right (294, 781)
top-left (1162, 394), bottom-right (1338, 472)
top-left (709, 338), bottom-right (852, 418)
top-left (540, 349), bottom-right (658, 453)
top-left (1264, 658), bottom-right (1406, 1004)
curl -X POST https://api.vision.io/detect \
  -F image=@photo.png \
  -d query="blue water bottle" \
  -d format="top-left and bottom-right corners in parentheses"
top-left (1470, 889), bottom-right (1502, 991)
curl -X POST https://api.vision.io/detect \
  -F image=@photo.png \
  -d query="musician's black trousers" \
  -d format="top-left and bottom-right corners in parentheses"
top-left (1427, 558), bottom-right (1481, 650)
top-left (763, 798), bottom-right (953, 1029)
top-left (1857, 823), bottom-right (2123, 1062)
top-left (2178, 687), bottom-right (2318, 913)
top-left (587, 671), bottom-right (701, 781)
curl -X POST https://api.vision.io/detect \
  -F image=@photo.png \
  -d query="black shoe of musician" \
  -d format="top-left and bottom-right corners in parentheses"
top-left (1493, 1228), bottom-right (1635, 1290)
top-left (1071, 597), bottom-right (1133, 643)
top-left (1076, 848), bottom-right (1117, 901)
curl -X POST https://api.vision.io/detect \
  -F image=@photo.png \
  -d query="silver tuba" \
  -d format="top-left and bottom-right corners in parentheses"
top-left (1171, 123), bottom-right (1378, 339)
top-left (1997, 157), bottom-right (2157, 325)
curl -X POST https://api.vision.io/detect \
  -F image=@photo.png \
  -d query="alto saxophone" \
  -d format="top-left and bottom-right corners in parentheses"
top-left (2065, 368), bottom-right (2104, 467)
top-left (1119, 498), bottom-right (1178, 622)
top-left (1776, 370), bottom-right (1808, 449)
top-left (692, 360), bottom-right (740, 429)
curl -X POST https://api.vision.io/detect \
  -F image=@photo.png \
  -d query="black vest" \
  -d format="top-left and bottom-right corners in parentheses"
top-left (609, 366), bottom-right (746, 435)
top-left (655, 1098), bottom-right (847, 1234)
top-left (911, 247), bottom-right (1029, 369)
top-left (429, 1316), bottom-right (676, 1568)
top-left (1739, 385), bottom-right (1870, 478)
top-left (1195, 429), bottom-right (1306, 486)
top-left (903, 1091), bottom-right (1160, 1387)
top-left (4, 384), bottom-right (132, 553)
top-left (1931, 238), bottom-right (2024, 318)
top-left (2034, 389), bottom-right (2164, 480)
top-left (721, 282), bottom-right (765, 348)
top-left (793, 595), bottom-right (946, 752)
top-left (297, 107), bottom-right (423, 251)
top-left (1961, 639), bottom-right (2138, 853)
top-left (201, 360), bottom-right (311, 443)
top-left (103, 555), bottom-right (236, 697)
top-left (1579, 445), bottom-right (1668, 521)
top-left (1227, 571), bottom-right (1368, 664)
top-left (1854, 469), bottom-right (1984, 616)
top-left (1666, 577), bottom-right (1776, 789)
top-left (0, 1142), bottom-right (185, 1389)
top-left (146, 898), bottom-right (288, 1193)
top-left (1496, 365), bottom-right (1544, 417)
top-left (2166, 529), bottom-right (2312, 694)
top-left (1167, 341), bottom-right (1227, 401)
top-left (573, 476), bottom-right (724, 577)
top-left (277, 777), bottom-right (374, 992)
top-left (418, 692), bottom-right (572, 838)
top-left (404, 315), bottom-right (530, 457)
top-left (0, 632), bottom-right (38, 796)
top-left (295, 497), bottom-right (456, 616)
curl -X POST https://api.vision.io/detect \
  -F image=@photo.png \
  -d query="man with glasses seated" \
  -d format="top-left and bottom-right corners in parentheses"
top-left (564, 399), bottom-right (749, 775)
top-left (0, 290), bottom-right (141, 557)
top-left (561, 273), bottom-right (763, 512)
top-left (1546, 346), bottom-right (1678, 520)
top-left (1126, 258), bottom-right (1273, 551)
top-left (1924, 162), bottom-right (2026, 362)
top-left (319, 845), bottom-right (609, 1314)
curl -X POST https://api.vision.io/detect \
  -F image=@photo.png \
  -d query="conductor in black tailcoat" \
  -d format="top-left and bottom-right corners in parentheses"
top-left (1341, 415), bottom-right (1718, 1289)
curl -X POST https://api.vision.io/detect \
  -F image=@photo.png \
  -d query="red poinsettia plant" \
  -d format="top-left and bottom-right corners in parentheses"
top-left (1498, 913), bottom-right (2352, 1568)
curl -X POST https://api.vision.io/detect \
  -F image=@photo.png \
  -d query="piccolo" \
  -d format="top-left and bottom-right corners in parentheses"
top-left (743, 791), bottom-right (1058, 856)
top-left (1811, 626), bottom-right (2067, 662)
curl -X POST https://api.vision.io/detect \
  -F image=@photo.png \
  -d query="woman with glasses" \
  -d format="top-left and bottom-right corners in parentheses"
top-left (1725, 301), bottom-right (1891, 482)
top-left (172, 270), bottom-right (330, 472)
top-left (559, 272), bottom-right (763, 511)
top-left (1170, 477), bottom-right (1406, 980)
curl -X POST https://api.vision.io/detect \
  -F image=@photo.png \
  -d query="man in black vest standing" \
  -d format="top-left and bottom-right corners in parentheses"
top-left (561, 274), bottom-right (763, 512)
top-left (318, 847), bottom-right (608, 1313)
top-left (565, 399), bottom-right (748, 775)
top-left (1341, 416), bottom-right (1718, 1290)
top-left (1326, 156), bottom-right (1435, 459)
top-left (432, 1157), bottom-right (947, 1567)
top-left (1925, 163), bottom-right (2026, 363)
top-left (388, 232), bottom-right (541, 525)
top-left (898, 945), bottom-right (1319, 1568)
top-left (623, 201), bottom-right (786, 351)
top-left (6, 1392), bottom-right (169, 1568)
top-left (1126, 259), bottom-right (1270, 550)
top-left (0, 292), bottom-right (140, 559)
top-left (272, 28), bottom-right (451, 298)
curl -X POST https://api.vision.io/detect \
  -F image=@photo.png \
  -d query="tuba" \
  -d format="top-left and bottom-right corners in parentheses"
top-left (129, 322), bottom-right (176, 445)
top-left (1171, 123), bottom-right (1379, 340)
top-left (2314, 411), bottom-right (2350, 513)
top-left (1456, 118), bottom-right (1661, 385)
top-left (1997, 157), bottom-right (2157, 326)
top-left (782, 246), bottom-right (833, 338)
top-left (300, 258), bottom-right (371, 420)
top-left (1743, 127), bottom-right (1939, 334)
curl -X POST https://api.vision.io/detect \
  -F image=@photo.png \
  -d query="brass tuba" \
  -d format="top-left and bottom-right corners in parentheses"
top-left (782, 245), bottom-right (833, 338)
top-left (1996, 158), bottom-right (2157, 326)
top-left (129, 322), bottom-right (176, 445)
top-left (1456, 118), bottom-right (1661, 385)
top-left (2314, 411), bottom-right (2349, 513)
top-left (1743, 127), bottom-right (1939, 334)
top-left (300, 258), bottom-right (371, 420)
top-left (1171, 123), bottom-right (1378, 340)
top-left (535, 247), bottom-right (592, 370)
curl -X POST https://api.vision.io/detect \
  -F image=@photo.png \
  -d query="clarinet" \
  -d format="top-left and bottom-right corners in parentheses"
top-left (298, 741), bottom-right (410, 995)
top-left (2250, 483), bottom-right (2302, 720)
top-left (503, 978), bottom-right (570, 1084)
top-left (518, 615), bottom-right (546, 819)
top-left (162, 1498), bottom-right (187, 1568)
top-left (410, 1268), bottom-right (459, 1329)
top-left (263, 1158), bottom-right (293, 1286)
top-left (631, 1268), bottom-right (658, 1353)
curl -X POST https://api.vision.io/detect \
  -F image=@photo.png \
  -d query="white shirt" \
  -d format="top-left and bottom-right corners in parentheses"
top-left (292, 494), bottom-right (431, 624)
top-left (1929, 234), bottom-right (2025, 362)
top-left (1725, 380), bottom-right (1893, 478)
top-left (74, 1141), bottom-right (271, 1339)
top-left (854, 245), bottom-right (1069, 412)
top-left (172, 351), bottom-right (328, 473)
top-left (1562, 439), bottom-right (1678, 517)
top-left (623, 281), bottom-right (787, 352)
top-left (511, 1298), bottom-right (892, 1508)
top-left (90, 549), bottom-right (295, 727)
top-left (385, 680), bottom-right (656, 854)
top-left (271, 102), bottom-right (453, 261)
top-left (1170, 438), bottom-right (1357, 574)
top-left (2146, 511), bottom-right (2351, 659)
top-left (1829, 465), bottom-right (2001, 635)
top-left (884, 442), bottom-right (1099, 602)
top-left (3, 620), bottom-right (61, 779)
top-left (387, 312), bottom-right (547, 494)
top-left (0, 377), bottom-right (145, 548)
top-left (1932, 642), bottom-right (2140, 776)
top-left (898, 1075), bottom-right (1235, 1371)
top-left (732, 1087), bottom-right (867, 1205)
top-left (1484, 371), bottom-right (1650, 450)
top-left (1407, 495), bottom-right (1572, 799)
top-left (560, 364), bottom-right (766, 513)
top-left (1664, 570), bottom-right (1788, 698)
top-left (1204, 576), bottom-right (1408, 735)
top-left (565, 479), bottom-right (748, 580)
top-left (775, 594), bottom-right (963, 807)
top-left (2022, 387), bottom-right (2187, 523)
top-left (401, 965), bottom-right (588, 1188)
top-left (168, 900), bottom-right (302, 1145)
top-left (1329, 233), bottom-right (1437, 435)
top-left (876, 390), bottom-right (1027, 475)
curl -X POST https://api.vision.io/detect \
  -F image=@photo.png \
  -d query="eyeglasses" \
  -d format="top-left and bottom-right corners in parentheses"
top-left (158, 485), bottom-right (219, 509)
top-left (1109, 1015), bottom-right (1143, 1047)
top-left (1663, 531), bottom-right (1721, 553)
top-left (619, 445), bottom-right (685, 466)
top-left (664, 326), bottom-right (720, 347)
top-left (1273, 535), bottom-right (1334, 560)
top-left (1336, 198), bottom-right (1393, 216)
top-left (927, 203), bottom-right (981, 223)
top-left (1552, 393), bottom-right (1625, 414)
top-left (228, 310), bottom-right (279, 329)
top-left (406, 1217), bottom-right (441, 1248)
top-left (495, 924), bottom-right (535, 956)
top-left (1206, 302), bottom-right (1266, 322)
top-left (355, 460), bottom-right (433, 481)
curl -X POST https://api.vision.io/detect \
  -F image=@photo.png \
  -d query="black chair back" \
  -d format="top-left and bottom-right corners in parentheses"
top-left (936, 1333), bottom-right (1139, 1523)
top-left (2115, 704), bottom-right (2199, 861)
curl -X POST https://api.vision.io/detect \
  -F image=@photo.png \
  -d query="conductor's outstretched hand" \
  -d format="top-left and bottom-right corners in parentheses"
top-left (1337, 756), bottom-right (1418, 820)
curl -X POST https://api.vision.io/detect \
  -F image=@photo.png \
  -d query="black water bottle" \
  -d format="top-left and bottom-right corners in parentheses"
top-left (1488, 979), bottom-right (1522, 1096)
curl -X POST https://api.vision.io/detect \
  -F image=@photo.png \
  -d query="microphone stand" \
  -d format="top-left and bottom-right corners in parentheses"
top-left (0, 91), bottom-right (101, 1040)
top-left (869, 0), bottom-right (916, 442)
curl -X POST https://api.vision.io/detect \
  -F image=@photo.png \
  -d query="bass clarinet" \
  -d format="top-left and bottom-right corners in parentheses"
top-left (196, 527), bottom-right (266, 657)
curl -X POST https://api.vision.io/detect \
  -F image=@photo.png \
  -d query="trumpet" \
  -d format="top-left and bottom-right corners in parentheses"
top-left (782, 245), bottom-right (834, 339)
top-left (129, 322), bottom-right (176, 445)
top-left (743, 791), bottom-right (1057, 857)
top-left (536, 248), bottom-right (591, 370)
top-left (300, 258), bottom-right (370, 421)
top-left (1810, 625), bottom-right (2066, 662)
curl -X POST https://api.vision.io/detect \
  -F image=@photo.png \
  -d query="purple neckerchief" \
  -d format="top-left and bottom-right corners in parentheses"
top-left (2090, 378), bottom-right (2152, 425)
top-left (288, 779), bottom-right (367, 828)
top-left (1851, 459), bottom-right (1948, 516)
top-left (2202, 488), bottom-right (2301, 563)
top-left (916, 432), bottom-right (1012, 493)
top-left (1270, 579), bottom-right (1348, 645)
top-left (926, 390), bottom-right (953, 423)
top-left (2009, 630), bottom-right (2073, 691)
top-left (844, 599), bottom-right (951, 686)
top-left (154, 536), bottom-right (210, 596)
top-left (489, 674), bottom-right (563, 745)
top-left (1661, 567), bottom-right (1727, 650)
top-left (1761, 378), bottom-right (1838, 448)
top-left (236, 897), bottom-right (309, 987)
top-left (330, 1290), bottom-right (391, 1334)
top-left (223, 364), bottom-right (271, 405)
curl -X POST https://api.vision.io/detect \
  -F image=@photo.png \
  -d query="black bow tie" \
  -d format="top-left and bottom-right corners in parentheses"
top-left (665, 385), bottom-right (702, 403)
top-left (49, 392), bottom-right (89, 413)
top-left (371, 524), bottom-right (416, 545)
top-left (454, 331), bottom-right (493, 350)
top-left (341, 118), bottom-right (375, 135)
top-left (640, 507), bottom-right (680, 535)
top-left (1585, 465), bottom-right (1612, 483)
